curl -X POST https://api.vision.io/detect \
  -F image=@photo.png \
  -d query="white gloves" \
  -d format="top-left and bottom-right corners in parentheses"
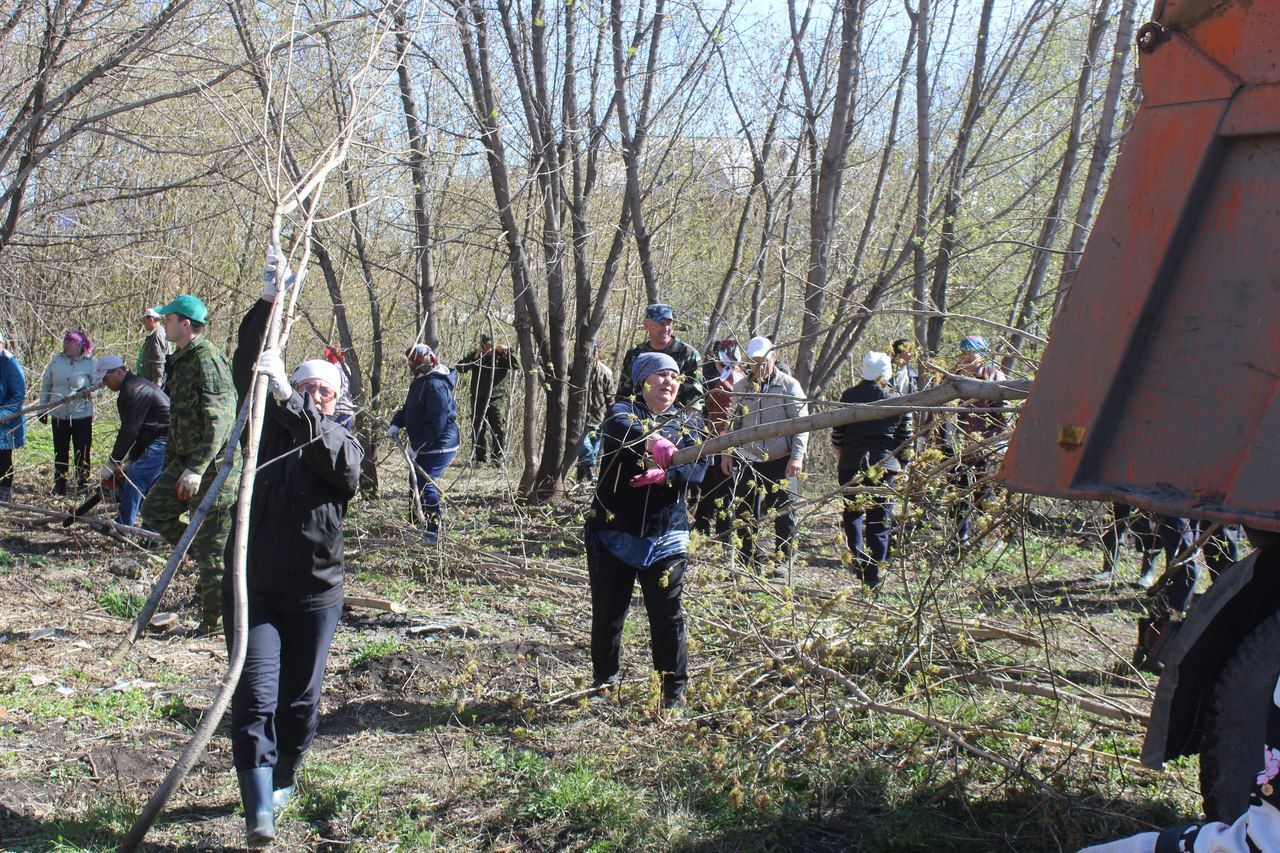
top-left (100, 462), bottom-right (122, 483)
top-left (387, 425), bottom-right (401, 439)
top-left (262, 249), bottom-right (296, 302)
top-left (256, 349), bottom-right (292, 402)
top-left (176, 468), bottom-right (202, 501)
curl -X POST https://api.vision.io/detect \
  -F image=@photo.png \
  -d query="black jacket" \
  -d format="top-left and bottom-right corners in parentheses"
top-left (110, 372), bottom-right (169, 463)
top-left (832, 380), bottom-right (912, 473)
top-left (233, 299), bottom-right (365, 611)
top-left (590, 399), bottom-right (707, 537)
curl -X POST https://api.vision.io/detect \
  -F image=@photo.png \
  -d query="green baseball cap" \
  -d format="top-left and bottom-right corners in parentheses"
top-left (152, 294), bottom-right (209, 324)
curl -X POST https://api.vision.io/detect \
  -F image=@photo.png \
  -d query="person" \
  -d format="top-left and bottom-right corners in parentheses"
top-left (586, 352), bottom-right (708, 709)
top-left (692, 340), bottom-right (744, 537)
top-left (0, 329), bottom-right (25, 504)
top-left (140, 294), bottom-right (238, 634)
top-left (38, 330), bottom-right (97, 496)
top-left (1199, 520), bottom-right (1243, 582)
top-left (576, 341), bottom-right (616, 481)
top-left (136, 307), bottom-right (170, 388)
top-left (226, 289), bottom-right (364, 847)
top-left (94, 355), bottom-right (169, 528)
top-left (722, 335), bottom-right (809, 573)
top-left (322, 344), bottom-right (357, 429)
top-left (457, 333), bottom-right (516, 465)
top-left (832, 351), bottom-right (913, 588)
top-left (389, 343), bottom-right (459, 542)
top-left (949, 335), bottom-right (1008, 547)
top-left (1094, 503), bottom-right (1164, 587)
top-left (891, 338), bottom-right (918, 396)
top-left (616, 304), bottom-right (703, 409)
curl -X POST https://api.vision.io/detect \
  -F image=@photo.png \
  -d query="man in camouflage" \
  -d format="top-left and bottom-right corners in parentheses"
top-left (575, 341), bottom-right (615, 481)
top-left (458, 333), bottom-right (517, 465)
top-left (141, 294), bottom-right (239, 633)
top-left (615, 304), bottom-right (703, 410)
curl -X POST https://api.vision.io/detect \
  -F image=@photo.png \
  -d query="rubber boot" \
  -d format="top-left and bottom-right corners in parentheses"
top-left (238, 767), bottom-right (276, 846)
top-left (273, 755), bottom-right (302, 813)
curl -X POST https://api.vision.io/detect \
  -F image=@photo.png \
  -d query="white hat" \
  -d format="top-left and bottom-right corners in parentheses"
top-left (140, 308), bottom-right (161, 320)
top-left (745, 336), bottom-right (774, 359)
top-left (93, 354), bottom-right (126, 384)
top-left (860, 351), bottom-right (892, 382)
top-left (291, 359), bottom-right (341, 393)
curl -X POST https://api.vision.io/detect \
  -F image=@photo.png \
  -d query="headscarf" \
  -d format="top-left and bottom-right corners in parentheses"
top-left (407, 343), bottom-right (437, 374)
top-left (65, 329), bottom-right (92, 357)
top-left (632, 351), bottom-right (679, 386)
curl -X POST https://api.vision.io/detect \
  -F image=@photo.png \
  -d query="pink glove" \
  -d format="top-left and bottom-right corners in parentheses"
top-left (649, 436), bottom-right (677, 468)
top-left (629, 467), bottom-right (668, 488)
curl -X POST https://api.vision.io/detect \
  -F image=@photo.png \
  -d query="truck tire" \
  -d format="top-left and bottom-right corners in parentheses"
top-left (1199, 611), bottom-right (1280, 821)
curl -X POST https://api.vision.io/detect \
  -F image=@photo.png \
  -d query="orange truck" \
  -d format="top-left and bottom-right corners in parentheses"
top-left (1000, 0), bottom-right (1280, 820)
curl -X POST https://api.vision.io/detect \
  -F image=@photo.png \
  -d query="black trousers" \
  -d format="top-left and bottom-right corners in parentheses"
top-left (692, 455), bottom-right (734, 537)
top-left (734, 456), bottom-right (796, 564)
top-left (0, 448), bottom-right (12, 490)
top-left (223, 592), bottom-right (342, 773)
top-left (1199, 521), bottom-right (1243, 581)
top-left (840, 466), bottom-right (897, 584)
top-left (586, 531), bottom-right (687, 698)
top-left (51, 416), bottom-right (92, 495)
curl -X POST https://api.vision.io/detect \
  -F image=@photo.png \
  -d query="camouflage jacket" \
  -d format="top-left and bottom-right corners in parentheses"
top-left (165, 336), bottom-right (236, 476)
top-left (585, 360), bottom-right (615, 424)
top-left (458, 345), bottom-right (517, 408)
top-left (616, 337), bottom-right (704, 410)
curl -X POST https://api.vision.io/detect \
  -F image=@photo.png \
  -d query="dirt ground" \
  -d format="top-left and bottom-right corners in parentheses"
top-left (0, 466), bottom-right (1203, 851)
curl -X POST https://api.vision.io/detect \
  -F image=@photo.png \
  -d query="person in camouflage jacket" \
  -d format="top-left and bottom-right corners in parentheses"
top-left (615, 304), bottom-right (703, 410)
top-left (457, 333), bottom-right (517, 464)
top-left (141, 294), bottom-right (238, 633)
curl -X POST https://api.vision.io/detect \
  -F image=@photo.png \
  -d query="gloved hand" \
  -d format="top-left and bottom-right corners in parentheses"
top-left (629, 435), bottom-right (677, 488)
top-left (255, 349), bottom-right (292, 402)
top-left (387, 424), bottom-right (401, 439)
top-left (176, 468), bottom-right (202, 501)
top-left (262, 248), bottom-right (296, 302)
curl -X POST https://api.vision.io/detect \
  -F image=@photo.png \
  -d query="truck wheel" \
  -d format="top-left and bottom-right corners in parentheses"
top-left (1199, 612), bottom-right (1280, 821)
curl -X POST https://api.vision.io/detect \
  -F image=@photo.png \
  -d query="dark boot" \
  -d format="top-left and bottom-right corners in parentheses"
top-left (238, 767), bottom-right (276, 846)
top-left (272, 755), bottom-right (301, 813)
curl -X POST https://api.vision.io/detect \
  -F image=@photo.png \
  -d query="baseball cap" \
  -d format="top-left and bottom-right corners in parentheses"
top-left (152, 294), bottom-right (209, 324)
top-left (959, 334), bottom-right (990, 352)
top-left (644, 304), bottom-right (675, 322)
top-left (93, 354), bottom-right (126, 384)
top-left (745, 335), bottom-right (774, 359)
top-left (140, 308), bottom-right (161, 320)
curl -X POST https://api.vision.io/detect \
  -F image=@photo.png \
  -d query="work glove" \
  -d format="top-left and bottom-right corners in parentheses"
top-left (629, 436), bottom-right (677, 488)
top-left (176, 468), bottom-right (202, 501)
top-left (255, 349), bottom-right (292, 402)
top-left (262, 248), bottom-right (296, 302)
top-left (387, 424), bottom-right (401, 439)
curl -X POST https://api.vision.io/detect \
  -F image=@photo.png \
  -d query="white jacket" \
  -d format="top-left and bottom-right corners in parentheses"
top-left (40, 353), bottom-right (97, 420)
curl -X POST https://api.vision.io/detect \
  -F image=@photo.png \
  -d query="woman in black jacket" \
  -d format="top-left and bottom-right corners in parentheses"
top-left (832, 351), bottom-right (913, 589)
top-left (228, 291), bottom-right (364, 846)
top-left (587, 352), bottom-right (707, 709)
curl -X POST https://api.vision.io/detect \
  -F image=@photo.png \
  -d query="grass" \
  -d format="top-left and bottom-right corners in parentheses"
top-left (349, 636), bottom-right (403, 668)
top-left (96, 585), bottom-right (144, 620)
top-left (0, 675), bottom-right (153, 729)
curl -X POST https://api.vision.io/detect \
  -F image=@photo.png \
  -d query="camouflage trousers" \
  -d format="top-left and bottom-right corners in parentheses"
top-left (141, 460), bottom-right (239, 630)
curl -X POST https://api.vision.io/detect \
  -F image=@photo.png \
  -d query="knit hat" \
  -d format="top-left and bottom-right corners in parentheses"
top-left (291, 359), bottom-right (341, 393)
top-left (631, 351), bottom-right (679, 386)
top-left (861, 351), bottom-right (892, 382)
top-left (93, 354), bottom-right (125, 384)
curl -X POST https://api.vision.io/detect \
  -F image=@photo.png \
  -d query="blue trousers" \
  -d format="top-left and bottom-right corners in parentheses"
top-left (223, 593), bottom-right (343, 772)
top-left (577, 423), bottom-right (602, 476)
top-left (840, 466), bottom-right (897, 585)
top-left (412, 448), bottom-right (456, 533)
top-left (117, 438), bottom-right (166, 527)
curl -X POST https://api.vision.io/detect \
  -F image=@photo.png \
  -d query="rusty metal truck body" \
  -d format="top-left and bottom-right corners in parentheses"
top-left (998, 0), bottom-right (1280, 818)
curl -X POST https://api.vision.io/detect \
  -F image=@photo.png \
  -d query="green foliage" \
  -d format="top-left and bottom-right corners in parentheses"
top-left (96, 585), bottom-right (144, 620)
top-left (350, 636), bottom-right (403, 668)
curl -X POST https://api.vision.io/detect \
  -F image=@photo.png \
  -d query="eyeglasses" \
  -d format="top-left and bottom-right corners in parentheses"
top-left (296, 380), bottom-right (337, 401)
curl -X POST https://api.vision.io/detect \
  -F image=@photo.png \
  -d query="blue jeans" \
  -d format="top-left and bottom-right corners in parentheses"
top-left (117, 438), bottom-right (166, 527)
top-left (577, 423), bottom-right (602, 474)
top-left (412, 448), bottom-right (456, 533)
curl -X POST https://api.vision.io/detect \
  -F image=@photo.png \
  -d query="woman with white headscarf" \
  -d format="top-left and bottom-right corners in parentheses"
top-left (224, 264), bottom-right (365, 846)
top-left (831, 351), bottom-right (913, 589)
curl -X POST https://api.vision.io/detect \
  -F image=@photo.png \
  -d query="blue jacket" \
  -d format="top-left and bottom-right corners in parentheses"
top-left (589, 399), bottom-right (707, 538)
top-left (0, 351), bottom-right (26, 451)
top-left (392, 367), bottom-right (460, 455)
